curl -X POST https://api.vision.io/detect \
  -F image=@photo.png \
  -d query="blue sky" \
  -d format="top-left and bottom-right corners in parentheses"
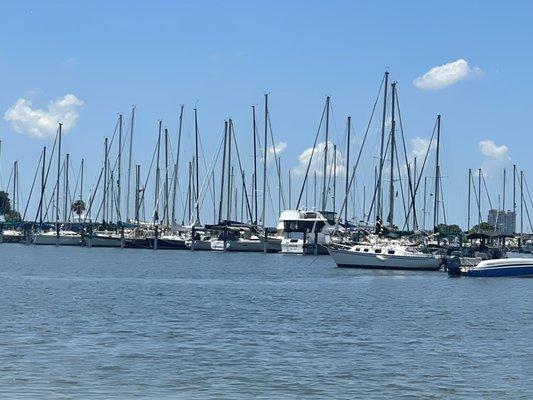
top-left (0, 1), bottom-right (532, 229)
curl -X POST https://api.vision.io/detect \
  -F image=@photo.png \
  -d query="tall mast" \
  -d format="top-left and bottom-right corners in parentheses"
top-left (103, 137), bottom-right (108, 223)
top-left (252, 106), bottom-right (258, 224)
top-left (172, 105), bottom-right (184, 224)
top-left (39, 146), bottom-right (46, 224)
top-left (117, 114), bottom-right (122, 221)
top-left (262, 94), bottom-right (268, 230)
top-left (513, 164), bottom-right (517, 232)
top-left (321, 96), bottom-right (330, 211)
top-left (344, 116), bottom-right (351, 223)
top-left (288, 169), bottom-right (292, 209)
top-left (313, 171), bottom-right (317, 210)
top-left (502, 168), bottom-right (506, 211)
top-left (135, 164), bottom-right (140, 226)
top-left (126, 106), bottom-right (135, 222)
top-left (377, 71), bottom-right (390, 221)
top-left (64, 153), bottom-right (69, 222)
top-left (467, 169), bottom-right (472, 231)
top-left (333, 144), bottom-right (337, 214)
top-left (227, 119), bottom-right (233, 220)
top-left (262, 94), bottom-right (269, 252)
top-left (194, 108), bottom-right (200, 224)
top-left (13, 161), bottom-right (17, 215)
top-left (388, 83), bottom-right (397, 228)
top-left (433, 114), bottom-right (441, 232)
top-left (520, 170), bottom-right (524, 238)
top-left (80, 158), bottom-right (84, 222)
top-left (56, 123), bottom-right (62, 238)
top-left (164, 128), bottom-right (170, 226)
top-left (154, 121), bottom-right (162, 223)
top-left (478, 168), bottom-right (482, 225)
top-left (218, 121), bottom-right (228, 223)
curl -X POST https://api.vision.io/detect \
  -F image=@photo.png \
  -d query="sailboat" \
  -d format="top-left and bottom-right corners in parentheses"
top-left (328, 76), bottom-right (441, 270)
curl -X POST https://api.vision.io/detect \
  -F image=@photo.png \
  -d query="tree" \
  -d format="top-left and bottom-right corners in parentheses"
top-left (436, 223), bottom-right (463, 235)
top-left (469, 222), bottom-right (494, 233)
top-left (4, 210), bottom-right (21, 222)
top-left (71, 199), bottom-right (86, 221)
top-left (0, 191), bottom-right (12, 216)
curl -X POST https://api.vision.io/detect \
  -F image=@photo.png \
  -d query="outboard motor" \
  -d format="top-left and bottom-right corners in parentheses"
top-left (446, 256), bottom-right (463, 277)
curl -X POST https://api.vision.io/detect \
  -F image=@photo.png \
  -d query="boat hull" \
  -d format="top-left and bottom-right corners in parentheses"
top-left (33, 234), bottom-right (81, 246)
top-left (210, 239), bottom-right (279, 252)
top-left (85, 235), bottom-right (123, 248)
top-left (150, 237), bottom-right (188, 250)
top-left (328, 247), bottom-right (441, 271)
top-left (281, 239), bottom-right (329, 255)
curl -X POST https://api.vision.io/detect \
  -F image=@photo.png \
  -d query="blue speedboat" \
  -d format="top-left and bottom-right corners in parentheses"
top-left (448, 257), bottom-right (533, 278)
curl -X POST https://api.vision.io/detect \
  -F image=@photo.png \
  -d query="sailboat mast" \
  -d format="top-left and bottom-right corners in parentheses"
top-left (218, 121), bottom-right (228, 223)
top-left (252, 106), bottom-right (258, 224)
top-left (103, 137), bottom-right (108, 223)
top-left (172, 105), bottom-right (184, 224)
top-left (377, 71), bottom-right (390, 221)
top-left (388, 83), bottom-right (397, 228)
top-left (262, 94), bottom-right (268, 229)
top-left (227, 119), bottom-right (233, 220)
top-left (164, 128), bottom-right (169, 226)
top-left (126, 106), bottom-right (135, 222)
top-left (467, 168), bottom-right (472, 231)
top-left (56, 123), bottom-right (62, 238)
top-left (344, 116), bottom-right (351, 223)
top-left (333, 144), bottom-right (337, 214)
top-left (118, 114), bottom-right (122, 221)
top-left (433, 115), bottom-right (441, 231)
top-left (321, 96), bottom-right (330, 211)
top-left (513, 164), bottom-right (517, 233)
top-left (194, 108), bottom-right (200, 224)
top-left (39, 146), bottom-right (46, 224)
top-left (64, 153), bottom-right (69, 222)
top-left (262, 94), bottom-right (269, 252)
top-left (502, 168), bottom-right (506, 211)
top-left (154, 121), bottom-right (162, 223)
top-left (478, 168), bottom-right (482, 225)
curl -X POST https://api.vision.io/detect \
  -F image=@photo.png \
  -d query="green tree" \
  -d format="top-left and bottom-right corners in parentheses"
top-left (436, 223), bottom-right (463, 235)
top-left (4, 210), bottom-right (21, 222)
top-left (71, 199), bottom-right (86, 221)
top-left (0, 191), bottom-right (12, 216)
top-left (469, 222), bottom-right (494, 233)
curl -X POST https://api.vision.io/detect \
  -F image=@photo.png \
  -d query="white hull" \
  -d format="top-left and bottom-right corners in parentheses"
top-left (210, 239), bottom-right (279, 252)
top-left (328, 247), bottom-right (441, 271)
top-left (33, 234), bottom-right (81, 246)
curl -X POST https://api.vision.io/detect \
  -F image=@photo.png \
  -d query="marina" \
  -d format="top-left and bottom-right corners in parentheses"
top-left (1, 1), bottom-right (533, 397)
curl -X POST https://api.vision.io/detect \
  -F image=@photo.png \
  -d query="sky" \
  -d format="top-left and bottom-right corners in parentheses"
top-left (0, 0), bottom-right (532, 230)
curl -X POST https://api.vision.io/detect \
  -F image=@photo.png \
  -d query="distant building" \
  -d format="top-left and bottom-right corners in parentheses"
top-left (488, 209), bottom-right (516, 235)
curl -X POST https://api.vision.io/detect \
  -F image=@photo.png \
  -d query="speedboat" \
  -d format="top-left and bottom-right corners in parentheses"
top-left (447, 257), bottom-right (533, 277)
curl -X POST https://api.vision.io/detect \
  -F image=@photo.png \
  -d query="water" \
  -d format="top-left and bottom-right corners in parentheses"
top-left (0, 244), bottom-right (531, 399)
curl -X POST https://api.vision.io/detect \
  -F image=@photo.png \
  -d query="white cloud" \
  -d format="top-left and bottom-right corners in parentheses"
top-left (294, 141), bottom-right (346, 177)
top-left (479, 140), bottom-right (509, 160)
top-left (413, 59), bottom-right (483, 90)
top-left (267, 141), bottom-right (287, 163)
top-left (4, 94), bottom-right (84, 139)
top-left (411, 137), bottom-right (436, 160)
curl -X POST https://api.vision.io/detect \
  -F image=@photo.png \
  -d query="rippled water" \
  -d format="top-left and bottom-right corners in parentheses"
top-left (0, 244), bottom-right (531, 399)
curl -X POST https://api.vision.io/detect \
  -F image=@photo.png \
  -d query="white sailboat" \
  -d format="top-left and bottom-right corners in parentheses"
top-left (328, 239), bottom-right (441, 270)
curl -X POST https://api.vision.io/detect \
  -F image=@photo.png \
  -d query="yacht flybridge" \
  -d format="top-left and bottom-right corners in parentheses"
top-left (278, 210), bottom-right (339, 254)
